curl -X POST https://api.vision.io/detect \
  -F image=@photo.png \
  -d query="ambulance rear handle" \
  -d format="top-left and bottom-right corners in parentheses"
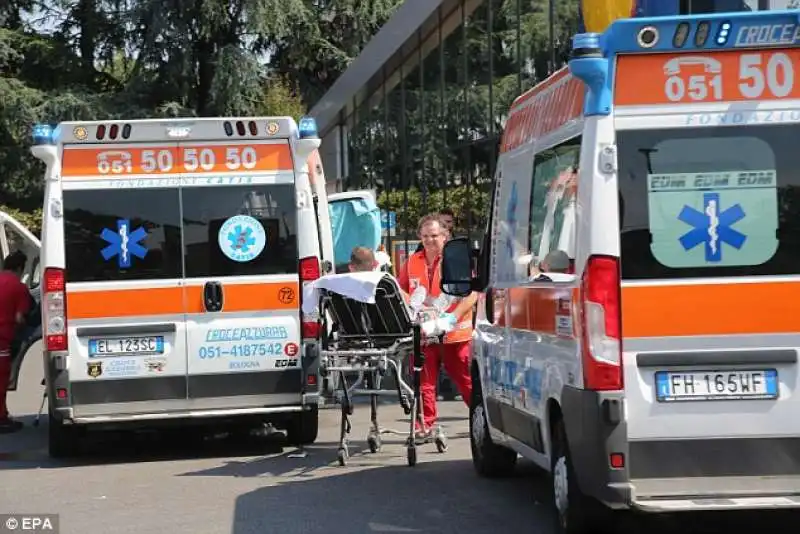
top-left (203, 281), bottom-right (224, 312)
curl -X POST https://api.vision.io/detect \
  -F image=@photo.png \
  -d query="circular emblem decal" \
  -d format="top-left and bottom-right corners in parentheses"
top-left (218, 215), bottom-right (266, 262)
top-left (278, 286), bottom-right (295, 304)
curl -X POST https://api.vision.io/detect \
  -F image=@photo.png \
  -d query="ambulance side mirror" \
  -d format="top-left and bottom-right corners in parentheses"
top-left (440, 238), bottom-right (478, 297)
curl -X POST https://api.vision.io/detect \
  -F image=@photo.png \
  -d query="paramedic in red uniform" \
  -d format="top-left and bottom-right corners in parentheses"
top-left (0, 251), bottom-right (31, 433)
top-left (397, 214), bottom-right (476, 438)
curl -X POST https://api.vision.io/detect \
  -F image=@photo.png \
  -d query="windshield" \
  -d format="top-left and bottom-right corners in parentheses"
top-left (63, 184), bottom-right (298, 283)
top-left (616, 124), bottom-right (800, 281)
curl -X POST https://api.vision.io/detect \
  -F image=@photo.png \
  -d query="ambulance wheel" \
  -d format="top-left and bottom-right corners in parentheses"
top-left (47, 412), bottom-right (81, 459)
top-left (286, 406), bottom-right (319, 446)
top-left (469, 371), bottom-right (517, 477)
top-left (551, 419), bottom-right (609, 534)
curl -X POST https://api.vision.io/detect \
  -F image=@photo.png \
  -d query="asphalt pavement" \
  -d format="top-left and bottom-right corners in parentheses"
top-left (1, 343), bottom-right (798, 534)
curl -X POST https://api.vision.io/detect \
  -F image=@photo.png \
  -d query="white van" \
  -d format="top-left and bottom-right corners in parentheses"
top-left (29, 116), bottom-right (335, 457)
top-left (1, 210), bottom-right (42, 393)
top-left (439, 11), bottom-right (800, 534)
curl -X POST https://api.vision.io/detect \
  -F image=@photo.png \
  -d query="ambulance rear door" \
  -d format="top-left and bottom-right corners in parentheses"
top-left (179, 118), bottom-right (303, 408)
top-left (57, 123), bottom-right (189, 417)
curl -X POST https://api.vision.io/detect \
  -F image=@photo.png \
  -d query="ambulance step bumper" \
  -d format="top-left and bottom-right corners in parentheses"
top-left (68, 405), bottom-right (305, 424)
top-left (630, 476), bottom-right (800, 512)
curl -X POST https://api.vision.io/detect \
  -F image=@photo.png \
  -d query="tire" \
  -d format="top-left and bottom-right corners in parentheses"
top-left (550, 419), bottom-right (608, 534)
top-left (47, 412), bottom-right (81, 459)
top-left (286, 406), bottom-right (319, 446)
top-left (469, 374), bottom-right (517, 477)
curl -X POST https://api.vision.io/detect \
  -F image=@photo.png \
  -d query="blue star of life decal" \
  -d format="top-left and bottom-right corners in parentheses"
top-left (677, 192), bottom-right (746, 262)
top-left (101, 219), bottom-right (148, 268)
top-left (227, 225), bottom-right (256, 253)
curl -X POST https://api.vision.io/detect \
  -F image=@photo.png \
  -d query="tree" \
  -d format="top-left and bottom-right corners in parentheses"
top-left (1, 0), bottom-right (578, 238)
top-left (0, 0), bottom-right (336, 211)
top-left (269, 0), bottom-right (403, 106)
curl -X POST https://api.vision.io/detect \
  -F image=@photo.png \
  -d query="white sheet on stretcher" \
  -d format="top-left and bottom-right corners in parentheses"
top-left (301, 272), bottom-right (454, 337)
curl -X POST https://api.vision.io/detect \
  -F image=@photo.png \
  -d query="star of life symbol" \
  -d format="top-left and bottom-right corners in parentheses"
top-left (228, 224), bottom-right (256, 253)
top-left (678, 192), bottom-right (746, 262)
top-left (101, 219), bottom-right (147, 268)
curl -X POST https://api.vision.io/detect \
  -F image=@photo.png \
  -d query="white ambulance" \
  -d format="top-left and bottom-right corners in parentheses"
top-left (440, 9), bottom-right (800, 534)
top-left (29, 116), bottom-right (333, 457)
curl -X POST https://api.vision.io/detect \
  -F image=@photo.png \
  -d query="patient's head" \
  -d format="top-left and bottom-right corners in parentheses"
top-left (541, 249), bottom-right (570, 273)
top-left (349, 246), bottom-right (377, 272)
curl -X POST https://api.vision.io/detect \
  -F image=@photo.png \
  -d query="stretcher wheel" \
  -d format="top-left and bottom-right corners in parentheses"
top-left (435, 436), bottom-right (447, 453)
top-left (400, 396), bottom-right (412, 415)
top-left (367, 435), bottom-right (381, 453)
top-left (406, 446), bottom-right (417, 466)
top-left (337, 446), bottom-right (349, 466)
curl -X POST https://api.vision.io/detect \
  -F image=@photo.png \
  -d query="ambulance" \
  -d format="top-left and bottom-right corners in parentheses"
top-left (29, 116), bottom-right (333, 457)
top-left (440, 8), bottom-right (800, 534)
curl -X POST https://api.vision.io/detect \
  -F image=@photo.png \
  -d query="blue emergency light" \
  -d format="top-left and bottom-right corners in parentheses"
top-left (32, 123), bottom-right (58, 146)
top-left (298, 116), bottom-right (319, 139)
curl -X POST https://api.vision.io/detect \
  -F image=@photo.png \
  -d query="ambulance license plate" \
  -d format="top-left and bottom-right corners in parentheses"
top-left (655, 369), bottom-right (778, 402)
top-left (89, 337), bottom-right (164, 357)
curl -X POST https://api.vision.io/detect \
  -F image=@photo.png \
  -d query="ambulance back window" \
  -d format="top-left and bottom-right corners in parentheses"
top-left (63, 184), bottom-right (298, 283)
top-left (63, 188), bottom-right (183, 283)
top-left (616, 123), bottom-right (800, 280)
top-left (182, 184), bottom-right (298, 277)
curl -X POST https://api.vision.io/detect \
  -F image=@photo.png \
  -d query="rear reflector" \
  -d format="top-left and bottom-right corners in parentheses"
top-left (610, 453), bottom-right (625, 469)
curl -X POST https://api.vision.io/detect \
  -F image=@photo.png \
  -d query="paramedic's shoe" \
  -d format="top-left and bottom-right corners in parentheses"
top-left (0, 418), bottom-right (23, 433)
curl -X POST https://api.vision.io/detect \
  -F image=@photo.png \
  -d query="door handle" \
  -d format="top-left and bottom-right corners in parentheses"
top-left (203, 281), bottom-right (224, 312)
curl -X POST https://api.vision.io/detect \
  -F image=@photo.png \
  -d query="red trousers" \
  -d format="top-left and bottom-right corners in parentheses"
top-left (416, 340), bottom-right (472, 430)
top-left (0, 355), bottom-right (10, 421)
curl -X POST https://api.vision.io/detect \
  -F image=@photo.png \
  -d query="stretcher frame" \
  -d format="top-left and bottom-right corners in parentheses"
top-left (317, 274), bottom-right (447, 466)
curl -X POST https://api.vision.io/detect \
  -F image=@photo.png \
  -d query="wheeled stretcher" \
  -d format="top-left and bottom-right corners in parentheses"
top-left (313, 273), bottom-right (448, 466)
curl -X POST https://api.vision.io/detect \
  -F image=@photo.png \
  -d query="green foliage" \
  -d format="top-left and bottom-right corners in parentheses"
top-left (1, 0), bottom-right (575, 239)
top-left (377, 185), bottom-right (491, 239)
top-left (1, 0), bottom-right (381, 224)
top-left (0, 205), bottom-right (43, 237)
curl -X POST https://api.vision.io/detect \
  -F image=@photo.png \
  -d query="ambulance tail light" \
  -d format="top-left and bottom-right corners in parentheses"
top-left (299, 256), bottom-right (320, 281)
top-left (43, 268), bottom-right (68, 352)
top-left (579, 255), bottom-right (622, 391)
top-left (299, 256), bottom-right (321, 339)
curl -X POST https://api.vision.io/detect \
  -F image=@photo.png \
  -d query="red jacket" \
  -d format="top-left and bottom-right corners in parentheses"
top-left (0, 272), bottom-right (30, 351)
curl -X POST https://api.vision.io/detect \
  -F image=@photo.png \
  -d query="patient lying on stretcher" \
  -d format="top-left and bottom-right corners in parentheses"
top-left (301, 269), bottom-right (455, 338)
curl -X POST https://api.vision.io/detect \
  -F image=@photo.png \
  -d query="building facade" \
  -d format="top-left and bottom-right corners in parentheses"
top-left (311, 0), bottom-right (793, 245)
